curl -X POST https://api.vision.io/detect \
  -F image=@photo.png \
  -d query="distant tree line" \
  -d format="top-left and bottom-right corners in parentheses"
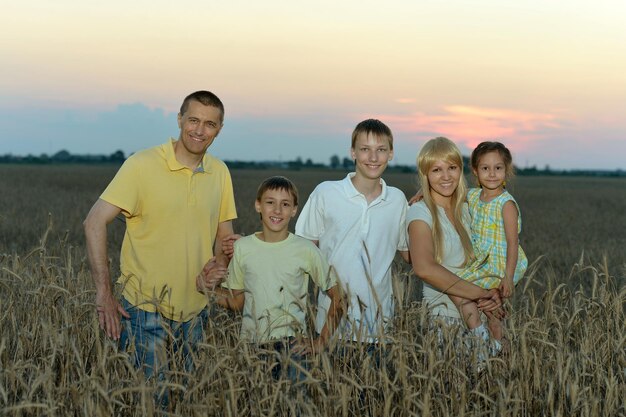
top-left (0, 150), bottom-right (125, 164)
top-left (1, 150), bottom-right (624, 177)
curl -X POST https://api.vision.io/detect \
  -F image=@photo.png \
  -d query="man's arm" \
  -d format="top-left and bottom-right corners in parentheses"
top-left (214, 220), bottom-right (234, 267)
top-left (83, 198), bottom-right (130, 340)
top-left (197, 220), bottom-right (235, 290)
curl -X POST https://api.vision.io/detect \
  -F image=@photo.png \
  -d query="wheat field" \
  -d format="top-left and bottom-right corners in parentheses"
top-left (0, 164), bottom-right (624, 416)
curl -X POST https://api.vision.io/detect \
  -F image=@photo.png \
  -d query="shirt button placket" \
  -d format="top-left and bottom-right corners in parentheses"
top-left (188, 172), bottom-right (197, 206)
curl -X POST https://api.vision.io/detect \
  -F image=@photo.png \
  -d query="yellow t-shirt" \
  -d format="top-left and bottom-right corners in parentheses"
top-left (223, 233), bottom-right (336, 343)
top-left (101, 139), bottom-right (237, 321)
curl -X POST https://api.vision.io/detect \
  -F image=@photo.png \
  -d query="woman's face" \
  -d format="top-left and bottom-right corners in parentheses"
top-left (426, 159), bottom-right (461, 203)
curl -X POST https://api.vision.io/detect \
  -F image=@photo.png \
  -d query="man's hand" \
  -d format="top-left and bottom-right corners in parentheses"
top-left (196, 257), bottom-right (229, 292)
top-left (476, 288), bottom-right (502, 312)
top-left (95, 291), bottom-right (130, 340)
top-left (221, 234), bottom-right (243, 259)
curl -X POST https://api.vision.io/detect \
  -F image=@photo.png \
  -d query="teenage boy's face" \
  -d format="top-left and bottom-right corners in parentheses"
top-left (254, 188), bottom-right (298, 235)
top-left (351, 132), bottom-right (393, 181)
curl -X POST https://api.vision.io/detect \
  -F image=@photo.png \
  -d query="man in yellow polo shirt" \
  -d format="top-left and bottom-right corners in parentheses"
top-left (84, 90), bottom-right (237, 378)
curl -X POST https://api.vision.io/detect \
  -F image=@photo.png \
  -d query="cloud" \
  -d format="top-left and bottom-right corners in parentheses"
top-left (0, 103), bottom-right (178, 156)
top-left (379, 105), bottom-right (626, 170)
top-left (381, 105), bottom-right (564, 152)
top-left (0, 100), bottom-right (623, 170)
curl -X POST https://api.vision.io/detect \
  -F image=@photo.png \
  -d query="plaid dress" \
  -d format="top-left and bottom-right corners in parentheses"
top-left (459, 188), bottom-right (528, 289)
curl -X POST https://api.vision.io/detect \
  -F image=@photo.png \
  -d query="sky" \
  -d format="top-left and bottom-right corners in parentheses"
top-left (2, 0), bottom-right (626, 170)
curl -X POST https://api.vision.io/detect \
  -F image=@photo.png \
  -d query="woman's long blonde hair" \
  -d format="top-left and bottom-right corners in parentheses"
top-left (417, 137), bottom-right (474, 266)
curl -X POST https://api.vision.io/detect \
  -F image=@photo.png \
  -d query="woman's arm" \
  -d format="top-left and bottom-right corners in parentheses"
top-left (408, 220), bottom-right (501, 310)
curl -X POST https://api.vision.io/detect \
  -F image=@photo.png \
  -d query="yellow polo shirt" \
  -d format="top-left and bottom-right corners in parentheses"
top-left (101, 139), bottom-right (237, 322)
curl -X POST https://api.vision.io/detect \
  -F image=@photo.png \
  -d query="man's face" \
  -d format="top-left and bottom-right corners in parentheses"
top-left (177, 100), bottom-right (223, 158)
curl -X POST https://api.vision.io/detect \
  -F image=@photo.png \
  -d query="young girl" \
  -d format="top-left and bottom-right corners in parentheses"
top-left (451, 141), bottom-right (528, 351)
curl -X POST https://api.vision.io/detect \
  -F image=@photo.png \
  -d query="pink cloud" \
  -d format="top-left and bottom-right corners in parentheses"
top-left (380, 105), bottom-right (564, 153)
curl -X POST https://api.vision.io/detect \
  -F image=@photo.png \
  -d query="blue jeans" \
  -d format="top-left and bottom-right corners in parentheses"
top-left (119, 298), bottom-right (209, 379)
top-left (257, 338), bottom-right (310, 385)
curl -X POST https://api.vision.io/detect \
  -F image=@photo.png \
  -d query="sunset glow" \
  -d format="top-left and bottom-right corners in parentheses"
top-left (1, 0), bottom-right (625, 169)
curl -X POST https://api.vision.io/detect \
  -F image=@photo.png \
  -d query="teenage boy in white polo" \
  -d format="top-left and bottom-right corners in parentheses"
top-left (295, 119), bottom-right (409, 346)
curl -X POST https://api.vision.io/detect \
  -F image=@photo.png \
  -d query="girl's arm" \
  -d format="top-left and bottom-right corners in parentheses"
top-left (409, 220), bottom-right (501, 311)
top-left (501, 201), bottom-right (520, 298)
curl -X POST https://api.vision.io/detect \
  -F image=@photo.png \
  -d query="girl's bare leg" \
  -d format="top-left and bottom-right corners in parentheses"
top-left (485, 311), bottom-right (503, 341)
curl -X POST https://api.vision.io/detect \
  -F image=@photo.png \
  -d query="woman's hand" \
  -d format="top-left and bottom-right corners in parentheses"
top-left (476, 288), bottom-right (502, 312)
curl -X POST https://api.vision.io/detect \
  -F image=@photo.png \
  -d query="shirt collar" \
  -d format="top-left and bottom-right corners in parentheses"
top-left (341, 172), bottom-right (388, 201)
top-left (164, 138), bottom-right (212, 173)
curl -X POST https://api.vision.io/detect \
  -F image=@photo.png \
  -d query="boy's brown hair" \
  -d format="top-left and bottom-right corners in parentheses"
top-left (351, 119), bottom-right (394, 150)
top-left (256, 176), bottom-right (299, 206)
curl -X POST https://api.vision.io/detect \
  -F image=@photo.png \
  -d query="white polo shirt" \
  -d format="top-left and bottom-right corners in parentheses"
top-left (296, 173), bottom-right (408, 342)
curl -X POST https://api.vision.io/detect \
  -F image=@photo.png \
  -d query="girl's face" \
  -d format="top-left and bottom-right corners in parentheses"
top-left (473, 151), bottom-right (507, 191)
top-left (427, 158), bottom-right (461, 204)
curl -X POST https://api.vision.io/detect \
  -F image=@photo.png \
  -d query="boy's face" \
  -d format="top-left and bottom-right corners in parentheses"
top-left (351, 132), bottom-right (393, 181)
top-left (254, 188), bottom-right (298, 236)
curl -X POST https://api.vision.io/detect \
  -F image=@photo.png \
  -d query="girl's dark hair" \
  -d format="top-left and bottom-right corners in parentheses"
top-left (470, 141), bottom-right (515, 179)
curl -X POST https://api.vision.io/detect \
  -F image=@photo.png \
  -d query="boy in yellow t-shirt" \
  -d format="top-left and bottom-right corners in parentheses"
top-left (216, 176), bottom-right (343, 382)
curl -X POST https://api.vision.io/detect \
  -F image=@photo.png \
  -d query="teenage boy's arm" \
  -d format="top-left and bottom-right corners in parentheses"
top-left (292, 285), bottom-right (344, 355)
top-left (316, 285), bottom-right (344, 347)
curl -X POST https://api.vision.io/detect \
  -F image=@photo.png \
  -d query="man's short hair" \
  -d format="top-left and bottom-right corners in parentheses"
top-left (351, 119), bottom-right (394, 150)
top-left (256, 176), bottom-right (299, 206)
top-left (179, 91), bottom-right (225, 122)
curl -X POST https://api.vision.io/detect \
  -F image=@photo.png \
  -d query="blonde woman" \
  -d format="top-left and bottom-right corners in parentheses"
top-left (407, 137), bottom-right (501, 362)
